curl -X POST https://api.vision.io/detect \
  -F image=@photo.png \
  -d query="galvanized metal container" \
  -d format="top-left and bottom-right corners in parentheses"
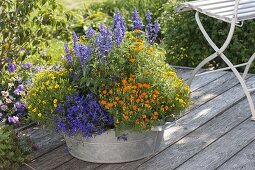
top-left (64, 122), bottom-right (175, 163)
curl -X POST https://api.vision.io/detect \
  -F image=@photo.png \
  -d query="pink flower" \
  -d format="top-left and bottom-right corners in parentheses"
top-left (0, 105), bottom-right (8, 111)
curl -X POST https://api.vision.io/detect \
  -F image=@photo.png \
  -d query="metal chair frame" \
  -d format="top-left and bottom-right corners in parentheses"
top-left (177, 0), bottom-right (255, 120)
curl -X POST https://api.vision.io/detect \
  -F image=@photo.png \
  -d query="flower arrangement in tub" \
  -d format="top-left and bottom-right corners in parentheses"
top-left (25, 8), bottom-right (191, 137)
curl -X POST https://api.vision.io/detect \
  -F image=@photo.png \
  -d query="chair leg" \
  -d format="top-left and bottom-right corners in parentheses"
top-left (188, 52), bottom-right (218, 86)
top-left (220, 53), bottom-right (255, 120)
top-left (243, 53), bottom-right (255, 79)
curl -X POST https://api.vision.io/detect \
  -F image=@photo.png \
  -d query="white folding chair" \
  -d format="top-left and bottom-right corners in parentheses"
top-left (176, 0), bottom-right (255, 120)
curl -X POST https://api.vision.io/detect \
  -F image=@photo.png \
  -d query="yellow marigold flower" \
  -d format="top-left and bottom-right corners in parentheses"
top-left (55, 84), bottom-right (60, 89)
top-left (130, 58), bottom-right (136, 63)
top-left (45, 81), bottom-right (50, 86)
top-left (109, 89), bottom-right (113, 94)
top-left (28, 105), bottom-right (32, 109)
top-left (42, 101), bottom-right (46, 104)
top-left (53, 99), bottom-right (58, 104)
top-left (38, 113), bottom-right (42, 117)
top-left (49, 74), bottom-right (56, 79)
top-left (54, 103), bottom-right (58, 108)
top-left (32, 108), bottom-right (37, 113)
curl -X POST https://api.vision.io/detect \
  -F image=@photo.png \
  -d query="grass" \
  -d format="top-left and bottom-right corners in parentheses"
top-left (57, 0), bottom-right (107, 10)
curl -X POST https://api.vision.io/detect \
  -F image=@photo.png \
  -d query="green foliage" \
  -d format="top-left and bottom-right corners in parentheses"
top-left (90, 0), bottom-right (168, 29)
top-left (161, 1), bottom-right (255, 71)
top-left (95, 31), bottom-right (190, 131)
top-left (0, 125), bottom-right (33, 170)
top-left (25, 70), bottom-right (77, 128)
top-left (0, 0), bottom-right (72, 70)
top-left (70, 7), bottom-right (111, 36)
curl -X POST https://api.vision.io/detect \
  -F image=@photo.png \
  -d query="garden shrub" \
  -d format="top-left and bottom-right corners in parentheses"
top-left (0, 125), bottom-right (33, 170)
top-left (0, 0), bottom-right (72, 70)
top-left (25, 69), bottom-right (77, 128)
top-left (161, 1), bottom-right (255, 71)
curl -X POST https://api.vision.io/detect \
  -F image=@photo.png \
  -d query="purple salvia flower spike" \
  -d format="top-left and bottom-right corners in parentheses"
top-left (114, 22), bottom-right (124, 48)
top-left (132, 7), bottom-right (143, 30)
top-left (64, 42), bottom-right (69, 54)
top-left (86, 26), bottom-right (96, 37)
top-left (145, 10), bottom-right (152, 23)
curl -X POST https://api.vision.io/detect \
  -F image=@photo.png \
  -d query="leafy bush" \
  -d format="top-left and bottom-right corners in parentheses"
top-left (0, 0), bottom-right (72, 70)
top-left (0, 125), bottom-right (33, 170)
top-left (161, 1), bottom-right (255, 71)
top-left (25, 69), bottom-right (77, 128)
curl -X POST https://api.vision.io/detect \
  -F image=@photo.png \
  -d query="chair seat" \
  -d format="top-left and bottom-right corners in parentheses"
top-left (176, 0), bottom-right (255, 23)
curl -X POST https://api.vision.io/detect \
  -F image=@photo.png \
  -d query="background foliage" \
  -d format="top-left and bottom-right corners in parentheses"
top-left (0, 0), bottom-right (71, 70)
top-left (160, 0), bottom-right (255, 71)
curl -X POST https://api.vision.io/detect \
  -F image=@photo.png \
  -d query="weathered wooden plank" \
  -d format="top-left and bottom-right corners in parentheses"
top-left (19, 126), bottom-right (65, 160)
top-left (175, 68), bottom-right (193, 81)
top-left (217, 139), bottom-right (255, 170)
top-left (54, 158), bottom-right (101, 170)
top-left (189, 72), bottom-right (248, 111)
top-left (137, 95), bottom-right (255, 170)
top-left (176, 118), bottom-right (255, 170)
top-left (163, 76), bottom-right (255, 147)
top-left (106, 76), bottom-right (255, 170)
top-left (22, 145), bottom-right (73, 170)
top-left (189, 71), bottom-right (226, 92)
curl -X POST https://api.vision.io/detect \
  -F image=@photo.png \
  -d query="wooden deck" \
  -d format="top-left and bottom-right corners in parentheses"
top-left (19, 68), bottom-right (255, 170)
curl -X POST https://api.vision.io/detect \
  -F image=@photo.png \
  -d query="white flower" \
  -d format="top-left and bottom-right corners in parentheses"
top-left (1, 91), bottom-right (9, 97)
top-left (5, 98), bottom-right (12, 104)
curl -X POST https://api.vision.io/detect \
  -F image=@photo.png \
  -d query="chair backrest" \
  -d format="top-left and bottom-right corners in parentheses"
top-left (176, 0), bottom-right (255, 23)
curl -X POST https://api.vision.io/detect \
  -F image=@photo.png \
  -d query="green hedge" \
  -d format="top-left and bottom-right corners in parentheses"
top-left (161, 1), bottom-right (255, 71)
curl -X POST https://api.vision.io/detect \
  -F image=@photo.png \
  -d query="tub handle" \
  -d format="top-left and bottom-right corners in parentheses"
top-left (151, 121), bottom-right (176, 131)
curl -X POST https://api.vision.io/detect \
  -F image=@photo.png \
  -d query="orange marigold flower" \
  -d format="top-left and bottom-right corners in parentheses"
top-left (129, 111), bottom-right (134, 114)
top-left (100, 100), bottom-right (107, 105)
top-left (132, 90), bottom-right (137, 93)
top-left (132, 105), bottom-right (138, 111)
top-left (122, 79), bottom-right (127, 84)
top-left (135, 119), bottom-right (140, 125)
top-left (102, 90), bottom-right (107, 95)
top-left (123, 115), bottom-right (129, 120)
top-left (115, 97), bottom-right (120, 101)
top-left (142, 114), bottom-right (147, 119)
top-left (145, 104), bottom-right (151, 108)
top-left (119, 100), bottom-right (124, 105)
top-left (136, 99), bottom-right (140, 103)
top-left (154, 112), bottom-right (159, 116)
top-left (113, 101), bottom-right (117, 106)
top-left (143, 84), bottom-right (150, 88)
top-left (123, 106), bottom-right (127, 110)
top-left (137, 83), bottom-right (143, 88)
